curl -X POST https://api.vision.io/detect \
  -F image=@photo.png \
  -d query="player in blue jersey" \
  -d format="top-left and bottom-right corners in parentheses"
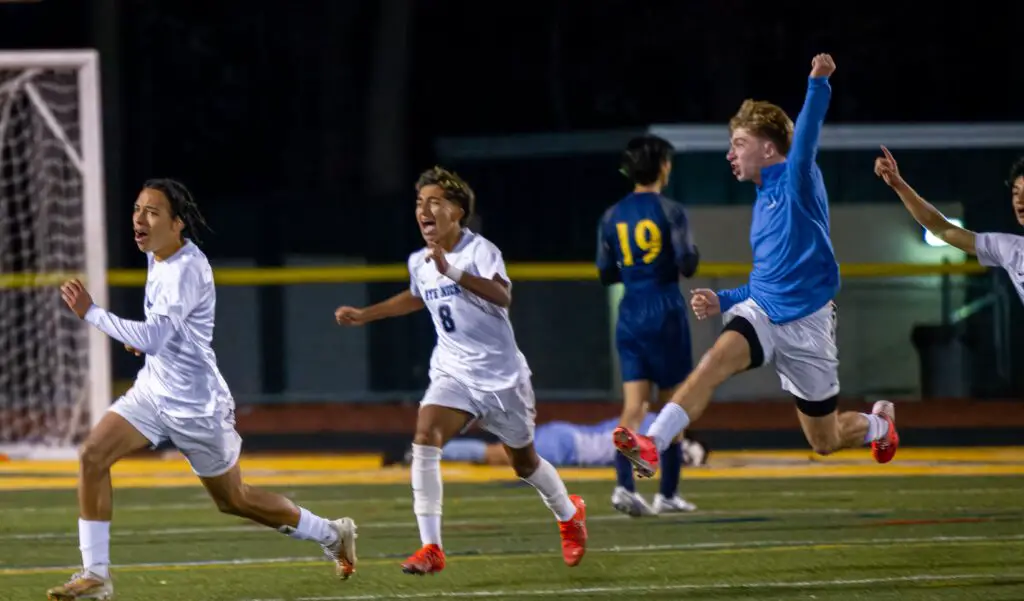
top-left (614, 54), bottom-right (900, 478)
top-left (596, 134), bottom-right (700, 516)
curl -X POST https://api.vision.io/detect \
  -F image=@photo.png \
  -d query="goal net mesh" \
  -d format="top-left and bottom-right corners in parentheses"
top-left (0, 66), bottom-right (90, 453)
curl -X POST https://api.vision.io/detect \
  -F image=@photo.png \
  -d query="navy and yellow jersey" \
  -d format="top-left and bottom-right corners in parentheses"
top-left (596, 192), bottom-right (699, 389)
top-left (596, 192), bottom-right (699, 294)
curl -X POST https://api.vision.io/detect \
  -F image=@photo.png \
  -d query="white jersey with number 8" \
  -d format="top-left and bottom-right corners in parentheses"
top-left (407, 229), bottom-right (529, 391)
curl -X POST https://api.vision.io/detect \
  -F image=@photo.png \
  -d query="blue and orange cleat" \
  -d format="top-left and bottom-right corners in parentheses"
top-left (612, 426), bottom-right (660, 478)
top-left (870, 400), bottom-right (899, 464)
top-left (401, 544), bottom-right (446, 575)
top-left (558, 494), bottom-right (587, 567)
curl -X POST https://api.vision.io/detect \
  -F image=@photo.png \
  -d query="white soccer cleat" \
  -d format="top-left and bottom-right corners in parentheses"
top-left (322, 517), bottom-right (358, 580)
top-left (46, 570), bottom-right (113, 601)
top-left (611, 486), bottom-right (656, 517)
top-left (653, 493), bottom-right (698, 514)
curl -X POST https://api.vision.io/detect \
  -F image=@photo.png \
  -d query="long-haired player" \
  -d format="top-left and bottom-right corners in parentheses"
top-left (51, 179), bottom-right (356, 601)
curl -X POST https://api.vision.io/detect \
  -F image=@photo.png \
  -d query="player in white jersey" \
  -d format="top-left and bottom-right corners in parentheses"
top-left (334, 167), bottom-right (588, 575)
top-left (875, 149), bottom-right (1024, 305)
top-left (51, 180), bottom-right (356, 601)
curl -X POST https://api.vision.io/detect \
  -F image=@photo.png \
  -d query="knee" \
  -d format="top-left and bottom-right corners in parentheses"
top-left (810, 443), bottom-right (839, 457)
top-left (509, 448), bottom-right (540, 478)
top-left (412, 426), bottom-right (444, 448)
top-left (806, 432), bottom-right (841, 456)
top-left (78, 439), bottom-right (114, 475)
top-left (212, 485), bottom-right (250, 516)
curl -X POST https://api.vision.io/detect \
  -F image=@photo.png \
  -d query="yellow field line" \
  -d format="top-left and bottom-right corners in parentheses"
top-left (2, 462), bottom-right (1023, 491)
top-left (3, 447), bottom-right (1021, 476)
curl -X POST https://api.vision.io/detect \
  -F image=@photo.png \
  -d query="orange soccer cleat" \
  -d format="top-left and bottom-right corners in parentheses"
top-left (401, 544), bottom-right (446, 575)
top-left (558, 494), bottom-right (588, 567)
top-left (612, 426), bottom-right (660, 478)
top-left (871, 401), bottom-right (899, 464)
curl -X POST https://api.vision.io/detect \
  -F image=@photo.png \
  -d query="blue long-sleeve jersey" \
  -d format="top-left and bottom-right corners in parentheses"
top-left (717, 76), bottom-right (840, 324)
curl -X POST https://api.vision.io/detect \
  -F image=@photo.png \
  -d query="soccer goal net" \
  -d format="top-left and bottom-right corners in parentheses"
top-left (0, 51), bottom-right (109, 459)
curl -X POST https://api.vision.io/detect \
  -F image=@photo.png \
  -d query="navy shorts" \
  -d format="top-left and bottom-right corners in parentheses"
top-left (616, 292), bottom-right (693, 390)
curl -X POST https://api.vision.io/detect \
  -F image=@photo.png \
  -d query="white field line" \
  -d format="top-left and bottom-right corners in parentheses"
top-left (244, 572), bottom-right (1024, 601)
top-left (5, 504), bottom-right (1014, 541)
top-left (3, 533), bottom-right (1023, 576)
top-left (1, 486), bottom-right (1019, 515)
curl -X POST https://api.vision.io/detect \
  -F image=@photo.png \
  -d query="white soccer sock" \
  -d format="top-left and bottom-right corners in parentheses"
top-left (862, 413), bottom-right (890, 444)
top-left (411, 443), bottom-right (443, 547)
top-left (522, 458), bottom-right (577, 522)
top-left (647, 404), bottom-right (691, 452)
top-left (281, 507), bottom-right (338, 547)
top-left (79, 519), bottom-right (110, 580)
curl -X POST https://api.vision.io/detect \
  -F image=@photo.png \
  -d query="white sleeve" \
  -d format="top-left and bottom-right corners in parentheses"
top-left (975, 233), bottom-right (1024, 269)
top-left (407, 254), bottom-right (421, 298)
top-left (149, 263), bottom-right (206, 319)
top-left (84, 307), bottom-right (175, 355)
top-left (474, 241), bottom-right (510, 285)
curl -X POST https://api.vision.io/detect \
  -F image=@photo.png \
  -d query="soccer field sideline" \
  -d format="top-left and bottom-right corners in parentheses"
top-left (1, 447), bottom-right (1022, 490)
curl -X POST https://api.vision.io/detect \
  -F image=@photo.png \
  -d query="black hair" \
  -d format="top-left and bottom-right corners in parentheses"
top-left (1008, 156), bottom-right (1024, 188)
top-left (620, 135), bottom-right (675, 186)
top-left (143, 178), bottom-right (212, 245)
top-left (415, 166), bottom-right (475, 226)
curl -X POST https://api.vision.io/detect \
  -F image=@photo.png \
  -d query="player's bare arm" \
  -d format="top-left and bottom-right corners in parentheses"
top-left (335, 290), bottom-right (425, 326)
top-left (427, 242), bottom-right (512, 308)
top-left (875, 145), bottom-right (977, 254)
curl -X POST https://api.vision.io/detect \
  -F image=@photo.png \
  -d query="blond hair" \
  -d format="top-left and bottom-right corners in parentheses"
top-left (729, 100), bottom-right (794, 156)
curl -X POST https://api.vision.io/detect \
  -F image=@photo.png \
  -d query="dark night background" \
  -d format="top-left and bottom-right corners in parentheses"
top-left (2, 0), bottom-right (1021, 400)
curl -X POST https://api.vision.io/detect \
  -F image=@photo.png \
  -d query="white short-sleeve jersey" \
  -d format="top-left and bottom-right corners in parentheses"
top-left (408, 230), bottom-right (529, 391)
top-left (976, 232), bottom-right (1024, 306)
top-left (136, 240), bottom-right (232, 417)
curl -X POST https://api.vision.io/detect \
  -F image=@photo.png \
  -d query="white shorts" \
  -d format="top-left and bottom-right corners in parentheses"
top-left (421, 373), bottom-right (537, 449)
top-left (724, 299), bottom-right (839, 402)
top-left (109, 387), bottom-right (242, 478)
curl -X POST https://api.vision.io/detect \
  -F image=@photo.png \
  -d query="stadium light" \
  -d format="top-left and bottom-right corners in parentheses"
top-left (923, 219), bottom-right (963, 247)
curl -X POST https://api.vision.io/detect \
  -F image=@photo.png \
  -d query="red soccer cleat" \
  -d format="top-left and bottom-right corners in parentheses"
top-left (871, 400), bottom-right (899, 464)
top-left (558, 494), bottom-right (587, 567)
top-left (612, 426), bottom-right (660, 478)
top-left (401, 544), bottom-right (446, 575)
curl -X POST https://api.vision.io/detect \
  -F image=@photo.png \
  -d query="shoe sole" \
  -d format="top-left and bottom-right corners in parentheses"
top-left (613, 429), bottom-right (656, 478)
top-left (333, 518), bottom-right (358, 580)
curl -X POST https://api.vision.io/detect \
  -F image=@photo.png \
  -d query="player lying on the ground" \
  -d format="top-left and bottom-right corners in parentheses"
top-left (438, 414), bottom-right (709, 471)
top-left (334, 167), bottom-right (587, 575)
top-left (613, 53), bottom-right (900, 480)
top-left (875, 149), bottom-right (1024, 305)
top-left (596, 134), bottom-right (701, 517)
top-left (51, 180), bottom-right (356, 601)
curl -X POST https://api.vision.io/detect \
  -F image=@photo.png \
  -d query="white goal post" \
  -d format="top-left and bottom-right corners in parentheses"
top-left (0, 50), bottom-right (109, 459)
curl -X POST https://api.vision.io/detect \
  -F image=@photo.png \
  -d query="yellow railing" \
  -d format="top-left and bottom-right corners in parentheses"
top-left (0, 261), bottom-right (988, 289)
